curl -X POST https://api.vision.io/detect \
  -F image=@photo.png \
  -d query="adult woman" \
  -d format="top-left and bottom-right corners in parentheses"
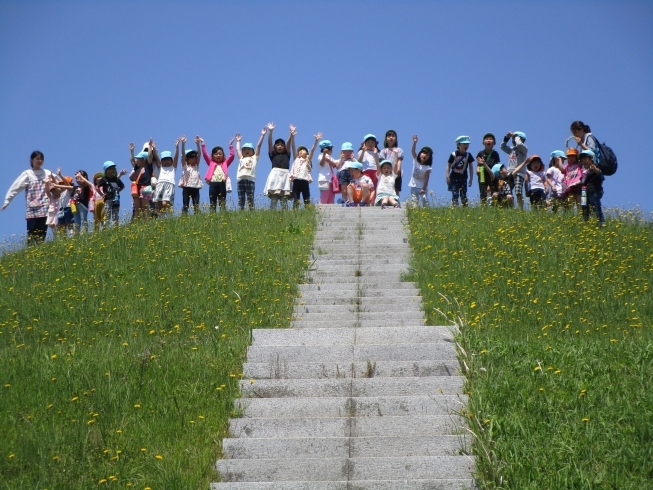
top-left (2, 151), bottom-right (53, 244)
top-left (570, 120), bottom-right (597, 153)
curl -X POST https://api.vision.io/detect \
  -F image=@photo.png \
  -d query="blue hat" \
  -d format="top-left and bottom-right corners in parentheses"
top-left (455, 135), bottom-right (471, 145)
top-left (341, 142), bottom-right (354, 151)
top-left (580, 149), bottom-right (595, 159)
top-left (492, 163), bottom-right (504, 178)
top-left (514, 131), bottom-right (527, 141)
top-left (103, 161), bottom-right (116, 171)
top-left (550, 150), bottom-right (566, 159)
top-left (135, 151), bottom-right (148, 160)
top-left (319, 140), bottom-right (333, 150)
top-left (349, 162), bottom-right (363, 170)
top-left (242, 143), bottom-right (255, 150)
top-left (185, 149), bottom-right (198, 156)
top-left (379, 159), bottom-right (393, 167)
top-left (363, 134), bottom-right (376, 142)
top-left (160, 151), bottom-right (173, 159)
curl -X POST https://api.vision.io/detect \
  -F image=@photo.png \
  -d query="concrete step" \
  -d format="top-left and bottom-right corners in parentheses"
top-left (234, 395), bottom-right (466, 418)
top-left (310, 257), bottom-right (410, 266)
top-left (293, 303), bottom-right (423, 315)
top-left (298, 282), bottom-right (419, 291)
top-left (243, 360), bottom-right (460, 379)
top-left (212, 480), bottom-right (475, 490)
top-left (296, 293), bottom-right (421, 304)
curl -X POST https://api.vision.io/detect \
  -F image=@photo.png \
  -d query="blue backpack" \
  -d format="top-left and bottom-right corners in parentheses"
top-left (591, 135), bottom-right (618, 176)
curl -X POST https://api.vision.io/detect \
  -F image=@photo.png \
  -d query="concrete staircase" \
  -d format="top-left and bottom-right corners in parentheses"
top-left (212, 205), bottom-right (475, 489)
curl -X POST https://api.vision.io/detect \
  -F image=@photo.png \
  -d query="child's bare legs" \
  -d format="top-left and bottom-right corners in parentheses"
top-left (346, 184), bottom-right (355, 203)
top-left (270, 196), bottom-right (279, 210)
top-left (360, 184), bottom-right (370, 205)
top-left (133, 197), bottom-right (149, 219)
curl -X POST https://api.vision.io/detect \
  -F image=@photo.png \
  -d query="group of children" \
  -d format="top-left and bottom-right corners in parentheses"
top-left (2, 121), bottom-right (608, 243)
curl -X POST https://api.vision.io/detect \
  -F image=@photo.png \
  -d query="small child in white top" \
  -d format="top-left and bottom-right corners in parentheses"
top-left (408, 134), bottom-right (433, 207)
top-left (317, 140), bottom-right (341, 204)
top-left (235, 127), bottom-right (267, 210)
top-left (346, 162), bottom-right (374, 207)
top-left (179, 136), bottom-right (203, 214)
top-left (290, 130), bottom-right (321, 208)
top-left (375, 152), bottom-right (400, 209)
top-left (154, 138), bottom-right (180, 213)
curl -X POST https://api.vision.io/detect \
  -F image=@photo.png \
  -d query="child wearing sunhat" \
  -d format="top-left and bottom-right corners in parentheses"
top-left (235, 127), bottom-right (267, 210)
top-left (408, 134), bottom-right (433, 207)
top-left (378, 130), bottom-right (404, 198)
top-left (264, 123), bottom-right (295, 210)
top-left (500, 131), bottom-right (529, 209)
top-left (476, 133), bottom-right (501, 205)
top-left (375, 157), bottom-right (400, 209)
top-left (524, 155), bottom-right (549, 209)
top-left (561, 147), bottom-right (585, 210)
top-left (489, 156), bottom-right (533, 208)
top-left (346, 162), bottom-right (374, 206)
top-left (289, 131), bottom-right (321, 209)
top-left (447, 136), bottom-right (474, 206)
top-left (177, 136), bottom-right (203, 214)
top-left (338, 142), bottom-right (358, 196)
top-left (97, 161), bottom-right (126, 226)
top-left (154, 138), bottom-right (180, 214)
top-left (546, 151), bottom-right (567, 212)
top-left (317, 139), bottom-right (340, 204)
top-left (357, 134), bottom-right (380, 190)
top-left (579, 149), bottom-right (605, 225)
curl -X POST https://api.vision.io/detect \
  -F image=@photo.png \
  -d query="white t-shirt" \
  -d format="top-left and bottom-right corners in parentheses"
top-left (408, 160), bottom-right (432, 189)
top-left (290, 157), bottom-right (313, 182)
top-left (379, 148), bottom-right (404, 176)
top-left (358, 149), bottom-right (378, 172)
top-left (546, 167), bottom-right (566, 195)
top-left (317, 154), bottom-right (338, 185)
top-left (158, 164), bottom-right (176, 184)
top-left (237, 156), bottom-right (257, 181)
top-left (376, 172), bottom-right (396, 195)
top-left (180, 164), bottom-right (202, 188)
top-left (527, 169), bottom-right (547, 191)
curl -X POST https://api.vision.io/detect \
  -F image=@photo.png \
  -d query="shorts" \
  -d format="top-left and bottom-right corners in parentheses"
top-left (138, 185), bottom-right (153, 201)
top-left (338, 169), bottom-right (353, 186)
top-left (58, 206), bottom-right (74, 224)
top-left (153, 181), bottom-right (175, 202)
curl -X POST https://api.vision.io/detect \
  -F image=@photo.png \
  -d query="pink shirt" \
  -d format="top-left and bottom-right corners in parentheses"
top-left (202, 144), bottom-right (235, 182)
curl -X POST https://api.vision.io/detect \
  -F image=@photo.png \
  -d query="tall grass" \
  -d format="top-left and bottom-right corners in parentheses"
top-left (407, 206), bottom-right (653, 490)
top-left (0, 209), bottom-right (315, 489)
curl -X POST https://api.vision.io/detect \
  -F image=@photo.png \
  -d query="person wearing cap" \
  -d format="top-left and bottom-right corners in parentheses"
top-left (524, 155), bottom-right (549, 209)
top-left (317, 139), bottom-right (341, 204)
top-left (447, 136), bottom-right (475, 206)
top-left (346, 162), bottom-right (374, 206)
top-left (263, 123), bottom-right (295, 210)
top-left (337, 142), bottom-right (358, 196)
top-left (375, 158), bottom-right (400, 209)
top-left (235, 127), bottom-right (267, 210)
top-left (153, 139), bottom-right (180, 214)
top-left (2, 150), bottom-right (53, 244)
top-left (97, 161), bottom-right (127, 227)
top-left (408, 134), bottom-right (433, 207)
top-left (177, 136), bottom-right (204, 215)
top-left (561, 147), bottom-right (586, 210)
top-left (201, 135), bottom-right (235, 212)
top-left (357, 134), bottom-right (380, 189)
top-left (289, 132), bottom-right (322, 209)
top-left (546, 151), bottom-right (567, 212)
top-left (488, 156), bottom-right (533, 208)
top-left (129, 139), bottom-right (156, 219)
top-left (476, 133), bottom-right (501, 205)
top-left (378, 130), bottom-right (404, 198)
top-left (579, 149), bottom-right (605, 225)
top-left (500, 131), bottom-right (529, 209)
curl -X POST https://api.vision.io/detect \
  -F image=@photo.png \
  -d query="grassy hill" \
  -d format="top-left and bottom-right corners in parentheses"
top-left (0, 209), bottom-right (315, 489)
top-left (407, 206), bottom-right (653, 490)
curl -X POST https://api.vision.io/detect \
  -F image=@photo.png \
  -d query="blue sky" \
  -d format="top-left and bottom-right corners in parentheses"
top-left (1, 0), bottom-right (652, 240)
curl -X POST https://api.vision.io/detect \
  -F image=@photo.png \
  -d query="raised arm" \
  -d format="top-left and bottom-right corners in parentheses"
top-left (129, 142), bottom-right (136, 166)
top-left (411, 135), bottom-right (418, 160)
top-left (225, 136), bottom-right (236, 167)
top-left (289, 125), bottom-right (297, 160)
top-left (180, 136), bottom-right (187, 165)
top-left (308, 132), bottom-right (322, 162)
top-left (235, 133), bottom-right (242, 159)
top-left (392, 148), bottom-right (401, 175)
top-left (267, 122), bottom-right (275, 153)
top-left (255, 127), bottom-right (267, 157)
top-left (513, 155), bottom-right (532, 175)
top-left (195, 135), bottom-right (201, 156)
top-left (147, 138), bottom-right (155, 164)
top-left (199, 136), bottom-right (212, 165)
top-left (75, 171), bottom-right (92, 187)
top-left (173, 138), bottom-right (180, 168)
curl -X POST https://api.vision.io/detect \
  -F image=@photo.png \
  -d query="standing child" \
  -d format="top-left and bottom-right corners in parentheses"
top-left (263, 123), bottom-right (295, 209)
top-left (178, 136), bottom-right (203, 214)
top-left (317, 140), bottom-right (340, 204)
top-left (338, 142), bottom-right (358, 197)
top-left (489, 156), bottom-right (533, 208)
top-left (524, 155), bottom-right (549, 209)
top-left (500, 131), bottom-right (529, 209)
top-left (346, 162), bottom-right (374, 207)
top-left (408, 134), bottom-right (433, 207)
top-left (98, 162), bottom-right (126, 226)
top-left (290, 131), bottom-right (321, 208)
top-left (375, 154), bottom-right (400, 209)
top-left (201, 135), bottom-right (234, 212)
top-left (475, 133), bottom-right (501, 205)
top-left (235, 127), bottom-right (267, 210)
top-left (579, 150), bottom-right (605, 226)
top-left (154, 139), bottom-right (180, 214)
top-left (53, 172), bottom-right (75, 236)
top-left (71, 170), bottom-right (93, 233)
top-left (561, 147), bottom-right (585, 210)
top-left (446, 135), bottom-right (474, 206)
top-left (546, 151), bottom-right (567, 212)
top-left (129, 144), bottom-right (154, 219)
top-left (357, 134), bottom-right (380, 189)
top-left (378, 130), bottom-right (404, 198)
top-left (44, 175), bottom-right (61, 238)
top-left (92, 172), bottom-right (105, 231)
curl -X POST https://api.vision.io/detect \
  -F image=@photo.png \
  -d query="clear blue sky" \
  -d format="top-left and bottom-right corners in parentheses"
top-left (1, 0), bottom-right (652, 240)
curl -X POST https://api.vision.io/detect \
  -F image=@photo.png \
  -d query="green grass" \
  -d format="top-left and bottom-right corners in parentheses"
top-left (407, 206), bottom-right (653, 490)
top-left (0, 209), bottom-right (315, 489)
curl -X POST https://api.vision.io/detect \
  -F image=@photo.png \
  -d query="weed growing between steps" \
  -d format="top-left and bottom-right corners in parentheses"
top-left (0, 209), bottom-right (315, 489)
top-left (407, 206), bottom-right (653, 490)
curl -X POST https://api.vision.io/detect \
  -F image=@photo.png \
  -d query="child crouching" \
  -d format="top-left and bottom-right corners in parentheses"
top-left (346, 162), bottom-right (374, 207)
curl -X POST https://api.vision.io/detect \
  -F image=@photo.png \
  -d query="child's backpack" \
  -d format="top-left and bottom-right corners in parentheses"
top-left (591, 135), bottom-right (618, 176)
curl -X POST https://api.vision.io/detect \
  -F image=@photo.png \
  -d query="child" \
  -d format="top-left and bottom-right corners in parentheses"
top-left (201, 135), bottom-right (235, 212)
top-left (446, 136), bottom-right (474, 206)
top-left (346, 162), bottom-right (374, 206)
top-left (317, 140), bottom-right (340, 204)
top-left (524, 155), bottom-right (549, 209)
top-left (546, 151), bottom-right (567, 212)
top-left (338, 142), bottom-right (358, 196)
top-left (178, 136), bottom-right (203, 214)
top-left (92, 172), bottom-right (105, 231)
top-left (561, 147), bottom-right (585, 209)
top-left (263, 123), bottom-right (295, 210)
top-left (476, 133), bottom-right (501, 206)
top-left (154, 139), bottom-right (180, 214)
top-left (378, 130), bottom-right (404, 198)
top-left (500, 131), bottom-right (529, 209)
top-left (44, 175), bottom-right (61, 238)
top-left (579, 150), bottom-right (605, 225)
top-left (408, 134), bottom-right (433, 207)
top-left (490, 156), bottom-right (533, 208)
top-left (98, 162), bottom-right (126, 226)
top-left (290, 131), bottom-right (321, 208)
top-left (357, 134), bottom-right (380, 189)
top-left (71, 170), bottom-right (93, 233)
top-left (235, 127), bottom-right (267, 210)
top-left (52, 171), bottom-right (75, 236)
top-left (375, 155), bottom-right (400, 209)
top-left (129, 144), bottom-right (154, 219)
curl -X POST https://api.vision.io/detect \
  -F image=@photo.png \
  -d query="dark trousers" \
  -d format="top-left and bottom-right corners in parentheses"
top-left (237, 179), bottom-right (255, 210)
top-left (182, 187), bottom-right (200, 214)
top-left (209, 181), bottom-right (227, 211)
top-left (583, 191), bottom-right (605, 224)
top-left (27, 217), bottom-right (48, 244)
top-left (448, 178), bottom-right (468, 206)
top-left (529, 189), bottom-right (546, 208)
top-left (292, 179), bottom-right (311, 208)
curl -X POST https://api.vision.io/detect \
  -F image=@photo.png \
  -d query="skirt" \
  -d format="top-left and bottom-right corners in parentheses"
top-left (263, 168), bottom-right (292, 198)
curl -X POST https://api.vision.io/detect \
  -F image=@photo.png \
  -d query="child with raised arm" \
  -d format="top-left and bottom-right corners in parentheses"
top-left (378, 130), bottom-right (404, 198)
top-left (236, 127), bottom-right (267, 210)
top-left (489, 156), bottom-right (533, 208)
top-left (130, 142), bottom-right (154, 219)
top-left (357, 134), bottom-right (380, 189)
top-left (408, 135), bottom-right (433, 207)
top-left (71, 170), bottom-right (93, 233)
top-left (153, 138), bottom-right (180, 214)
top-left (500, 131), bottom-right (529, 209)
top-left (201, 135), bottom-right (235, 212)
top-left (263, 123), bottom-right (294, 210)
top-left (446, 136), bottom-right (474, 207)
top-left (375, 152), bottom-right (400, 209)
top-left (98, 162), bottom-right (127, 227)
top-left (178, 136), bottom-right (203, 214)
top-left (317, 140), bottom-right (340, 204)
top-left (290, 131), bottom-right (321, 208)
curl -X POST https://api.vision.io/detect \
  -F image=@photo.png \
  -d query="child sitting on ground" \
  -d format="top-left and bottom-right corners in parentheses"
top-left (338, 142), bottom-right (358, 197)
top-left (375, 154), bottom-right (400, 209)
top-left (490, 156), bottom-right (533, 207)
top-left (346, 162), bottom-right (374, 207)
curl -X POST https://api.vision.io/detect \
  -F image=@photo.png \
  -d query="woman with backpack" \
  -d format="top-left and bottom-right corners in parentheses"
top-left (570, 121), bottom-right (597, 153)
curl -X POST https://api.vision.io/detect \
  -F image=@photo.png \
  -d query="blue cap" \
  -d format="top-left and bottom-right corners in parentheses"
top-left (580, 149), bottom-right (595, 159)
top-left (349, 162), bottom-right (364, 170)
top-left (160, 151), bottom-right (173, 159)
top-left (185, 149), bottom-right (198, 156)
top-left (341, 142), bottom-right (354, 151)
top-left (135, 151), bottom-right (148, 160)
top-left (550, 150), bottom-right (566, 159)
top-left (379, 159), bottom-right (393, 167)
top-left (363, 134), bottom-right (376, 142)
top-left (103, 161), bottom-right (116, 171)
top-left (492, 163), bottom-right (504, 178)
top-left (319, 140), bottom-right (333, 150)
top-left (242, 143), bottom-right (255, 150)
top-left (514, 131), bottom-right (526, 140)
top-left (455, 135), bottom-right (471, 145)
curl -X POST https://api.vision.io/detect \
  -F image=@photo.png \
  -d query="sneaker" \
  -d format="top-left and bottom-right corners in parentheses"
top-left (381, 204), bottom-right (387, 210)
top-left (345, 200), bottom-right (355, 207)
top-left (358, 202), bottom-right (366, 207)
top-left (393, 202), bottom-right (401, 208)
